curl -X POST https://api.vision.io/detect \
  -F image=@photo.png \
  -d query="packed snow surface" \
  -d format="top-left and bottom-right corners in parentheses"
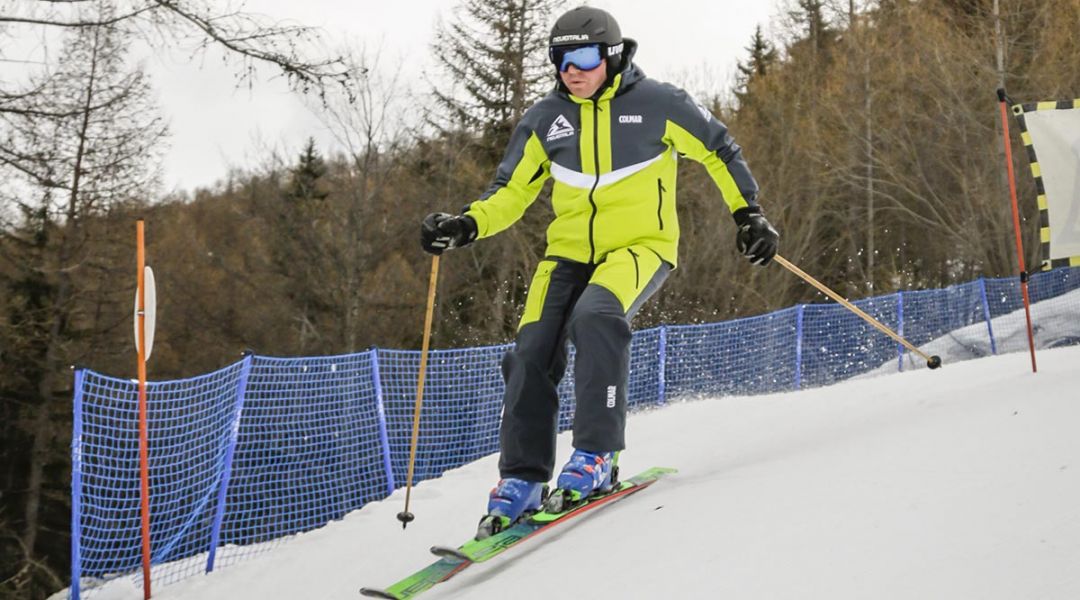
top-left (80, 347), bottom-right (1080, 600)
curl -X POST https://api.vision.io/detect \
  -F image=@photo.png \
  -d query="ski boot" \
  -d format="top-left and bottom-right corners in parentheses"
top-left (543, 449), bottom-right (619, 514)
top-left (476, 478), bottom-right (546, 540)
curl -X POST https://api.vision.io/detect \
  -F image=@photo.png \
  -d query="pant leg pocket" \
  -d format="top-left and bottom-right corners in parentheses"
top-left (518, 260), bottom-right (558, 330)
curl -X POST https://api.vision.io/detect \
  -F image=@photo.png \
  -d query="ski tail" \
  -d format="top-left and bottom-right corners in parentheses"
top-left (359, 553), bottom-right (468, 599)
top-left (360, 588), bottom-right (400, 599)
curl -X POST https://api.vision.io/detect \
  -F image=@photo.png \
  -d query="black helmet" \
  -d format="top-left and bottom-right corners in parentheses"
top-left (548, 7), bottom-right (625, 76)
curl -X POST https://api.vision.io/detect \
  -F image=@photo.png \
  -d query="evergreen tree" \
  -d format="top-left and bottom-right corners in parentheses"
top-left (431, 0), bottom-right (561, 149)
top-left (735, 26), bottom-right (778, 106)
top-left (288, 137), bottom-right (330, 203)
top-left (272, 138), bottom-right (335, 353)
top-left (788, 0), bottom-right (835, 61)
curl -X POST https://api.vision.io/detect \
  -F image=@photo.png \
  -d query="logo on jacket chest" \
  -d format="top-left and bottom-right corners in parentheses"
top-left (546, 114), bottom-right (576, 142)
top-left (618, 114), bottom-right (643, 124)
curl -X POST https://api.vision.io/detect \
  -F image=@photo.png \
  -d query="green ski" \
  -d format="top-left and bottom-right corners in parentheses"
top-left (359, 467), bottom-right (675, 599)
top-left (358, 557), bottom-right (468, 599)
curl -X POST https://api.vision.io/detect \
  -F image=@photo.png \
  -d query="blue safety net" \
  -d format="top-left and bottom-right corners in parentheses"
top-left (69, 267), bottom-right (1080, 597)
top-left (376, 345), bottom-right (506, 488)
top-left (665, 307), bottom-right (800, 397)
top-left (71, 359), bottom-right (248, 596)
top-left (211, 353), bottom-right (391, 570)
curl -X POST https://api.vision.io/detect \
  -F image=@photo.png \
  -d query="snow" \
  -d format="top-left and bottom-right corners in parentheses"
top-left (69, 344), bottom-right (1080, 600)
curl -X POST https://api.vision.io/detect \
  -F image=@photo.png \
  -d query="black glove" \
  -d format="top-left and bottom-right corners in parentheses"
top-left (420, 212), bottom-right (478, 255)
top-left (733, 207), bottom-right (779, 266)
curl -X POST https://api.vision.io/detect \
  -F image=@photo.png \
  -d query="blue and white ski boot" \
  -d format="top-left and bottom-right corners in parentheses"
top-left (544, 449), bottom-right (619, 513)
top-left (476, 478), bottom-right (546, 540)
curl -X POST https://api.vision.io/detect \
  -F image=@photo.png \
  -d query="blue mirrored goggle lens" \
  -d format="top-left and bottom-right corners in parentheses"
top-left (556, 45), bottom-right (602, 72)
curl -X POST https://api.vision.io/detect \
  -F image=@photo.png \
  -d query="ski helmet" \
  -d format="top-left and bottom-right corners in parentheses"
top-left (548, 7), bottom-right (625, 78)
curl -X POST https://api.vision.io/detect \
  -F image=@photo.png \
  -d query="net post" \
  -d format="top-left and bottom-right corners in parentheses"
top-left (70, 368), bottom-right (86, 600)
top-left (793, 305), bottom-right (805, 390)
top-left (978, 278), bottom-right (997, 355)
top-left (656, 326), bottom-right (667, 405)
top-left (206, 352), bottom-right (254, 573)
top-left (370, 348), bottom-right (396, 497)
top-left (896, 291), bottom-right (905, 372)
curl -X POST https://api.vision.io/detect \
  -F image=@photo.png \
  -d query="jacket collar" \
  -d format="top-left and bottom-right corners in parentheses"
top-left (566, 74), bottom-right (622, 105)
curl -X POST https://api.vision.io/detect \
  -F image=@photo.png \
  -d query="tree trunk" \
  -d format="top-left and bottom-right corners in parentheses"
top-left (993, 0), bottom-right (1011, 263)
top-left (346, 151), bottom-right (370, 352)
top-left (23, 24), bottom-right (101, 561)
top-left (865, 53), bottom-right (875, 290)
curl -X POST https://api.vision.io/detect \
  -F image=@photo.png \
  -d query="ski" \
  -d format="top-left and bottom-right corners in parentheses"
top-left (359, 466), bottom-right (675, 599)
top-left (359, 556), bottom-right (468, 600)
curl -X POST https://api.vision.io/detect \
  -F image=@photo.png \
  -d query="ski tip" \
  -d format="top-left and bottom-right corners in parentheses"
top-left (360, 587), bottom-right (400, 599)
top-left (430, 545), bottom-right (471, 562)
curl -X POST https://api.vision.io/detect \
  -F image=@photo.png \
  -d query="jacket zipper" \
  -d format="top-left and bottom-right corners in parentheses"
top-left (587, 100), bottom-right (601, 264)
top-left (656, 178), bottom-right (666, 230)
top-left (628, 248), bottom-right (640, 288)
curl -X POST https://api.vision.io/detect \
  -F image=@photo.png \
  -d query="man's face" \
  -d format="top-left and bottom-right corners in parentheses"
top-left (553, 44), bottom-right (608, 99)
top-left (560, 59), bottom-right (607, 99)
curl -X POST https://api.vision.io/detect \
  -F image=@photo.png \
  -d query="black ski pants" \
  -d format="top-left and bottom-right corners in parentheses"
top-left (498, 245), bottom-right (670, 482)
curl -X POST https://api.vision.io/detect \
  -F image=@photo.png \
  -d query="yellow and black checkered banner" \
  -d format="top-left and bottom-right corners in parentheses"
top-left (1012, 99), bottom-right (1080, 270)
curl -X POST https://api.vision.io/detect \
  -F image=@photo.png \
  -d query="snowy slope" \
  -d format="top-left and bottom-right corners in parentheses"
top-left (78, 346), bottom-right (1080, 600)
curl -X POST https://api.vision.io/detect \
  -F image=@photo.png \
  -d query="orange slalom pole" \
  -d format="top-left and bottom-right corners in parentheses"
top-left (997, 89), bottom-right (1038, 374)
top-left (136, 221), bottom-right (152, 598)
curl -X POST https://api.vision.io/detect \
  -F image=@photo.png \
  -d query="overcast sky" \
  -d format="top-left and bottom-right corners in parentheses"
top-left (135, 1), bottom-right (781, 194)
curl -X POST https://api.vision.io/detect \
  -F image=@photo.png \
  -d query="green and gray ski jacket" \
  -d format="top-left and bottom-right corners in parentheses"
top-left (464, 51), bottom-right (760, 268)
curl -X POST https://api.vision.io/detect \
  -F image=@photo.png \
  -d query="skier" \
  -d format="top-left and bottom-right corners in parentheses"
top-left (420, 6), bottom-right (778, 538)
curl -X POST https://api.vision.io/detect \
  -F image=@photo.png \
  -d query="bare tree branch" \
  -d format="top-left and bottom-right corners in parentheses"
top-left (0, 5), bottom-right (155, 27)
top-left (0, 0), bottom-right (358, 99)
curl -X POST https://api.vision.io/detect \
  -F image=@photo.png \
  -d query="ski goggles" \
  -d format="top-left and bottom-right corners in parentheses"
top-left (552, 44), bottom-right (603, 73)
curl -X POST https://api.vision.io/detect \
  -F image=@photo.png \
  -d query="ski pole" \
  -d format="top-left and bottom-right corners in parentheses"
top-left (773, 254), bottom-right (942, 370)
top-left (398, 254), bottom-right (440, 529)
